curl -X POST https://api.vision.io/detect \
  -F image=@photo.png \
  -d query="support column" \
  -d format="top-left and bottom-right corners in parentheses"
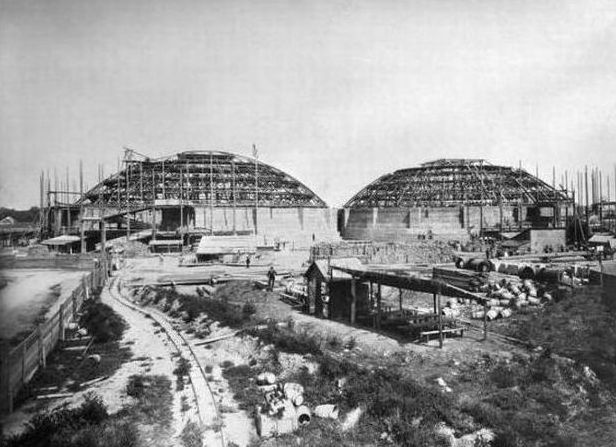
top-left (483, 299), bottom-right (488, 341)
top-left (437, 282), bottom-right (443, 349)
top-left (350, 277), bottom-right (357, 324)
top-left (376, 282), bottom-right (382, 329)
top-left (1, 341), bottom-right (13, 413)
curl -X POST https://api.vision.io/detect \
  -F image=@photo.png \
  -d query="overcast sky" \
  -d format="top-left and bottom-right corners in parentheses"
top-left (1, 0), bottom-right (616, 209)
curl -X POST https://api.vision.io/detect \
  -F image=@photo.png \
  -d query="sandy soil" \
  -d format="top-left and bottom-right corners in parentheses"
top-left (116, 263), bottom-right (258, 447)
top-left (0, 269), bottom-right (86, 340)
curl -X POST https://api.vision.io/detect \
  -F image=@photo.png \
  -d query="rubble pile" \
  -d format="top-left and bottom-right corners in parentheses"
top-left (254, 372), bottom-right (338, 438)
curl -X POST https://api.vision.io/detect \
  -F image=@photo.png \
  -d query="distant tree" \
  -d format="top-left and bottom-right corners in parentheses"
top-left (0, 206), bottom-right (40, 224)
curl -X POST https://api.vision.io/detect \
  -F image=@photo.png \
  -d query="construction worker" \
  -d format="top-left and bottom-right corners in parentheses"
top-left (267, 266), bottom-right (277, 291)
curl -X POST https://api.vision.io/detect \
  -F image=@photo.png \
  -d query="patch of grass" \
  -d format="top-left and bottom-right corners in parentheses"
top-left (151, 287), bottom-right (254, 327)
top-left (13, 337), bottom-right (132, 409)
top-left (173, 357), bottom-right (191, 391)
top-left (1, 393), bottom-right (134, 447)
top-left (497, 286), bottom-right (616, 391)
top-left (180, 396), bottom-right (190, 413)
top-left (247, 325), bottom-right (322, 356)
top-left (124, 374), bottom-right (173, 427)
top-left (180, 421), bottom-right (203, 447)
top-left (223, 364), bottom-right (267, 411)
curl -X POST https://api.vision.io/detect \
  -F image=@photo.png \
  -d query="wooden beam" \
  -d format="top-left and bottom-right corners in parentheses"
top-left (376, 282), bottom-right (382, 329)
top-left (350, 277), bottom-right (357, 324)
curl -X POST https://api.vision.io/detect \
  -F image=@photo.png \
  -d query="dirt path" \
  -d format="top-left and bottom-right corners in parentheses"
top-left (113, 273), bottom-right (257, 447)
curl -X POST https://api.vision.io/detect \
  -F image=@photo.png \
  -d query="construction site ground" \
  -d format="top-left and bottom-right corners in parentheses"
top-left (4, 249), bottom-right (616, 446)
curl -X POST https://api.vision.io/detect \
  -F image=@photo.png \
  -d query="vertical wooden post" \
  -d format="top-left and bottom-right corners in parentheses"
top-left (21, 343), bottom-right (26, 384)
top-left (151, 170), bottom-right (157, 241)
top-left (232, 159), bottom-right (237, 235)
top-left (37, 325), bottom-right (46, 368)
top-left (399, 288), bottom-right (403, 311)
top-left (376, 282), bottom-right (382, 329)
top-left (433, 292), bottom-right (437, 314)
top-left (59, 304), bottom-right (65, 341)
top-left (350, 277), bottom-right (357, 324)
top-left (483, 299), bottom-right (488, 341)
top-left (1, 341), bottom-right (13, 413)
top-left (437, 281), bottom-right (443, 349)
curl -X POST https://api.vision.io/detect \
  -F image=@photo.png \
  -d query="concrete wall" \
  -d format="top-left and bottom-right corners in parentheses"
top-left (341, 205), bottom-right (528, 243)
top-left (193, 206), bottom-right (338, 247)
top-left (529, 229), bottom-right (566, 252)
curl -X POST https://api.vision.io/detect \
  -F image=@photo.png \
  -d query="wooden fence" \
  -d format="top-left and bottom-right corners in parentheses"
top-left (0, 262), bottom-right (107, 414)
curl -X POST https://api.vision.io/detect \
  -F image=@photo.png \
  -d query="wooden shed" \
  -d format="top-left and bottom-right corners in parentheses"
top-left (303, 257), bottom-right (369, 319)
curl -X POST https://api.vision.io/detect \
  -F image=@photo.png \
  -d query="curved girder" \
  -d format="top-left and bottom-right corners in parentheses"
top-left (78, 150), bottom-right (327, 208)
top-left (344, 159), bottom-right (570, 208)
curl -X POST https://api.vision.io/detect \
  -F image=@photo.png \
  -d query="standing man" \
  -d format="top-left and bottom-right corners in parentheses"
top-left (246, 255), bottom-right (251, 268)
top-left (267, 265), bottom-right (277, 291)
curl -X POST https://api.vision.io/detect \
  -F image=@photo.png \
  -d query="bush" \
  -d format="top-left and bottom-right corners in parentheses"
top-left (153, 287), bottom-right (253, 327)
top-left (80, 301), bottom-right (127, 342)
top-left (249, 326), bottom-right (322, 356)
top-left (4, 394), bottom-right (109, 447)
top-left (126, 375), bottom-right (146, 398)
top-left (241, 302), bottom-right (256, 319)
top-left (489, 363), bottom-right (518, 388)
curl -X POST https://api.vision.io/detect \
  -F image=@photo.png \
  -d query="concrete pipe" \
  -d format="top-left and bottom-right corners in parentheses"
top-left (467, 258), bottom-right (491, 272)
top-left (257, 372), bottom-right (277, 385)
top-left (314, 404), bottom-right (339, 420)
top-left (296, 405), bottom-right (311, 426)
top-left (500, 309), bottom-right (513, 318)
top-left (455, 257), bottom-right (465, 269)
top-left (486, 310), bottom-right (499, 320)
top-left (471, 310), bottom-right (485, 319)
top-left (283, 382), bottom-right (304, 402)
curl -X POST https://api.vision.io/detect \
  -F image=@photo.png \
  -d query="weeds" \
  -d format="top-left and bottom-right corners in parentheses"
top-left (173, 357), bottom-right (191, 391)
top-left (247, 325), bottom-right (322, 356)
top-left (180, 421), bottom-right (203, 447)
top-left (80, 301), bottom-right (127, 342)
top-left (124, 375), bottom-right (173, 427)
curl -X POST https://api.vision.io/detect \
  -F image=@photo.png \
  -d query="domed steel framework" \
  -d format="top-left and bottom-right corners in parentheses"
top-left (80, 150), bottom-right (326, 209)
top-left (344, 159), bottom-right (571, 208)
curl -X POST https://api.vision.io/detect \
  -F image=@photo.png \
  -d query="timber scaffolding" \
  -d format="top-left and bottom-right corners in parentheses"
top-left (345, 159), bottom-right (572, 208)
top-left (330, 265), bottom-right (490, 348)
top-left (40, 148), bottom-right (335, 249)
